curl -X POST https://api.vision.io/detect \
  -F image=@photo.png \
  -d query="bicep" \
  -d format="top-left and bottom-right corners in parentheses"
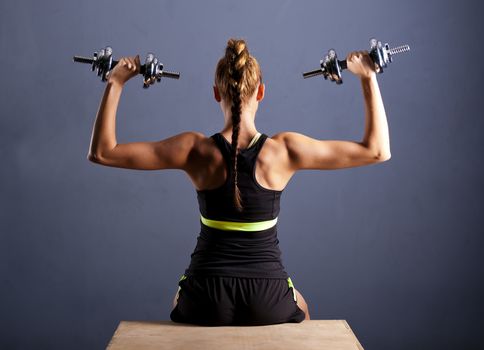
top-left (91, 131), bottom-right (203, 170)
top-left (279, 132), bottom-right (387, 171)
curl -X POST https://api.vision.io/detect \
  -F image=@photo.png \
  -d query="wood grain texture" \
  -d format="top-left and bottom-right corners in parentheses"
top-left (106, 320), bottom-right (364, 350)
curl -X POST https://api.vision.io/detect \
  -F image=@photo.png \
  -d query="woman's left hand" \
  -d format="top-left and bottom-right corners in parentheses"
top-left (107, 55), bottom-right (141, 86)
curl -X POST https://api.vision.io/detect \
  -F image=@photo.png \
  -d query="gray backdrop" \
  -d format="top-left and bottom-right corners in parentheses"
top-left (1, 0), bottom-right (483, 349)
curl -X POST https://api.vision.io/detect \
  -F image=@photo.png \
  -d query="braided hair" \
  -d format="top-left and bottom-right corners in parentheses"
top-left (214, 38), bottom-right (262, 212)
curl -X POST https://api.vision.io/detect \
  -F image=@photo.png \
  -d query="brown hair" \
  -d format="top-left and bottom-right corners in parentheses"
top-left (214, 38), bottom-right (262, 212)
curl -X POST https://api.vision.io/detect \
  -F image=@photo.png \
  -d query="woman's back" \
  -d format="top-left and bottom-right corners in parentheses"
top-left (187, 131), bottom-right (293, 194)
top-left (196, 132), bottom-right (283, 221)
top-left (186, 131), bottom-right (289, 279)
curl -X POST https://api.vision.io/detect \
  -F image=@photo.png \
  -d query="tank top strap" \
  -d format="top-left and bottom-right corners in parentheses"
top-left (252, 133), bottom-right (268, 154)
top-left (241, 133), bottom-right (268, 168)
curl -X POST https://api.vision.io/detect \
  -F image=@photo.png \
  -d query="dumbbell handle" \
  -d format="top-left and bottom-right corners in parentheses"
top-left (73, 56), bottom-right (93, 64)
top-left (302, 60), bottom-right (347, 79)
top-left (72, 55), bottom-right (181, 79)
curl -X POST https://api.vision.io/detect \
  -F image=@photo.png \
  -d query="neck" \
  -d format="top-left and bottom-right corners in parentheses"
top-left (221, 118), bottom-right (258, 139)
top-left (220, 100), bottom-right (259, 139)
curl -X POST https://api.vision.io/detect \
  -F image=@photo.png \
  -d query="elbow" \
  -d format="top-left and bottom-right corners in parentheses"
top-left (87, 152), bottom-right (103, 164)
top-left (363, 141), bottom-right (391, 162)
top-left (375, 151), bottom-right (391, 162)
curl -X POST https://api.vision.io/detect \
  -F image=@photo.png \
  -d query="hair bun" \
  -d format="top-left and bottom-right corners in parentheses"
top-left (226, 38), bottom-right (249, 71)
top-left (214, 37), bottom-right (262, 104)
top-left (227, 38), bottom-right (246, 55)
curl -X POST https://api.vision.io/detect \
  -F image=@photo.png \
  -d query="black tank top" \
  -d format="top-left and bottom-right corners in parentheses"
top-left (183, 132), bottom-right (289, 279)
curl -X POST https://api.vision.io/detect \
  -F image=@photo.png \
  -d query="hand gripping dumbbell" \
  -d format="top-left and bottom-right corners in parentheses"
top-left (73, 46), bottom-right (180, 88)
top-left (302, 38), bottom-right (410, 84)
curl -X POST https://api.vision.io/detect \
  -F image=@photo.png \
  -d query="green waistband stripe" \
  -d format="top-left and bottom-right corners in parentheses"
top-left (200, 214), bottom-right (278, 231)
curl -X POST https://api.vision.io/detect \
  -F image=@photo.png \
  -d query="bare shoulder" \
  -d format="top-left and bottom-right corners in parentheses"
top-left (164, 130), bottom-right (207, 160)
top-left (185, 131), bottom-right (222, 167)
top-left (264, 131), bottom-right (299, 168)
top-left (174, 130), bottom-right (209, 153)
top-left (268, 131), bottom-right (306, 157)
top-left (189, 131), bottom-right (216, 154)
top-left (266, 131), bottom-right (292, 153)
top-left (180, 130), bottom-right (206, 143)
top-left (269, 131), bottom-right (302, 144)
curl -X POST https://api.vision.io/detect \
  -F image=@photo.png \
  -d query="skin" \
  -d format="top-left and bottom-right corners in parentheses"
top-left (88, 50), bottom-right (390, 321)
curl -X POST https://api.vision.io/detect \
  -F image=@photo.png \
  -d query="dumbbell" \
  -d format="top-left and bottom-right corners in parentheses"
top-left (302, 38), bottom-right (410, 84)
top-left (73, 46), bottom-right (180, 88)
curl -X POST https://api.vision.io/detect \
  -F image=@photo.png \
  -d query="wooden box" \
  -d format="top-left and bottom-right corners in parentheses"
top-left (106, 320), bottom-right (364, 349)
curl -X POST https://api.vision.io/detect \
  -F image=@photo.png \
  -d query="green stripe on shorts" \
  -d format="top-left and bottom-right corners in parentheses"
top-left (287, 277), bottom-right (297, 301)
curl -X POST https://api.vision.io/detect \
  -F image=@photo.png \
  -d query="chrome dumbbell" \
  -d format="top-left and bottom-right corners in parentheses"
top-left (302, 38), bottom-right (410, 84)
top-left (73, 46), bottom-right (180, 88)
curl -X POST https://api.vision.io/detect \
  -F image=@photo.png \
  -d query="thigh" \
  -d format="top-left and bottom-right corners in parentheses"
top-left (172, 289), bottom-right (179, 309)
top-left (294, 288), bottom-right (310, 320)
top-left (171, 274), bottom-right (186, 309)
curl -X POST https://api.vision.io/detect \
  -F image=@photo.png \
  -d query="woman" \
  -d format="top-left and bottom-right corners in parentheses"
top-left (87, 38), bottom-right (390, 326)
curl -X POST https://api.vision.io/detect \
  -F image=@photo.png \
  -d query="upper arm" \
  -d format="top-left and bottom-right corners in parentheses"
top-left (88, 131), bottom-right (205, 170)
top-left (272, 131), bottom-right (391, 171)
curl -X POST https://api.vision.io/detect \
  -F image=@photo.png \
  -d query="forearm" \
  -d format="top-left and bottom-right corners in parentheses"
top-left (360, 75), bottom-right (391, 158)
top-left (88, 81), bottom-right (123, 159)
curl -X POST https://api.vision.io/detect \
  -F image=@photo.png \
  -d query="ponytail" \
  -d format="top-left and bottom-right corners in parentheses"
top-left (214, 38), bottom-right (262, 212)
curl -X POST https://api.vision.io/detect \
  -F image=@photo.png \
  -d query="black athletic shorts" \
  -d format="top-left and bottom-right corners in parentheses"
top-left (169, 274), bottom-right (306, 326)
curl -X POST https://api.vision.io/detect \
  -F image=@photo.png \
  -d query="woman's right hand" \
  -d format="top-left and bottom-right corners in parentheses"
top-left (346, 50), bottom-right (376, 80)
top-left (106, 55), bottom-right (141, 86)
